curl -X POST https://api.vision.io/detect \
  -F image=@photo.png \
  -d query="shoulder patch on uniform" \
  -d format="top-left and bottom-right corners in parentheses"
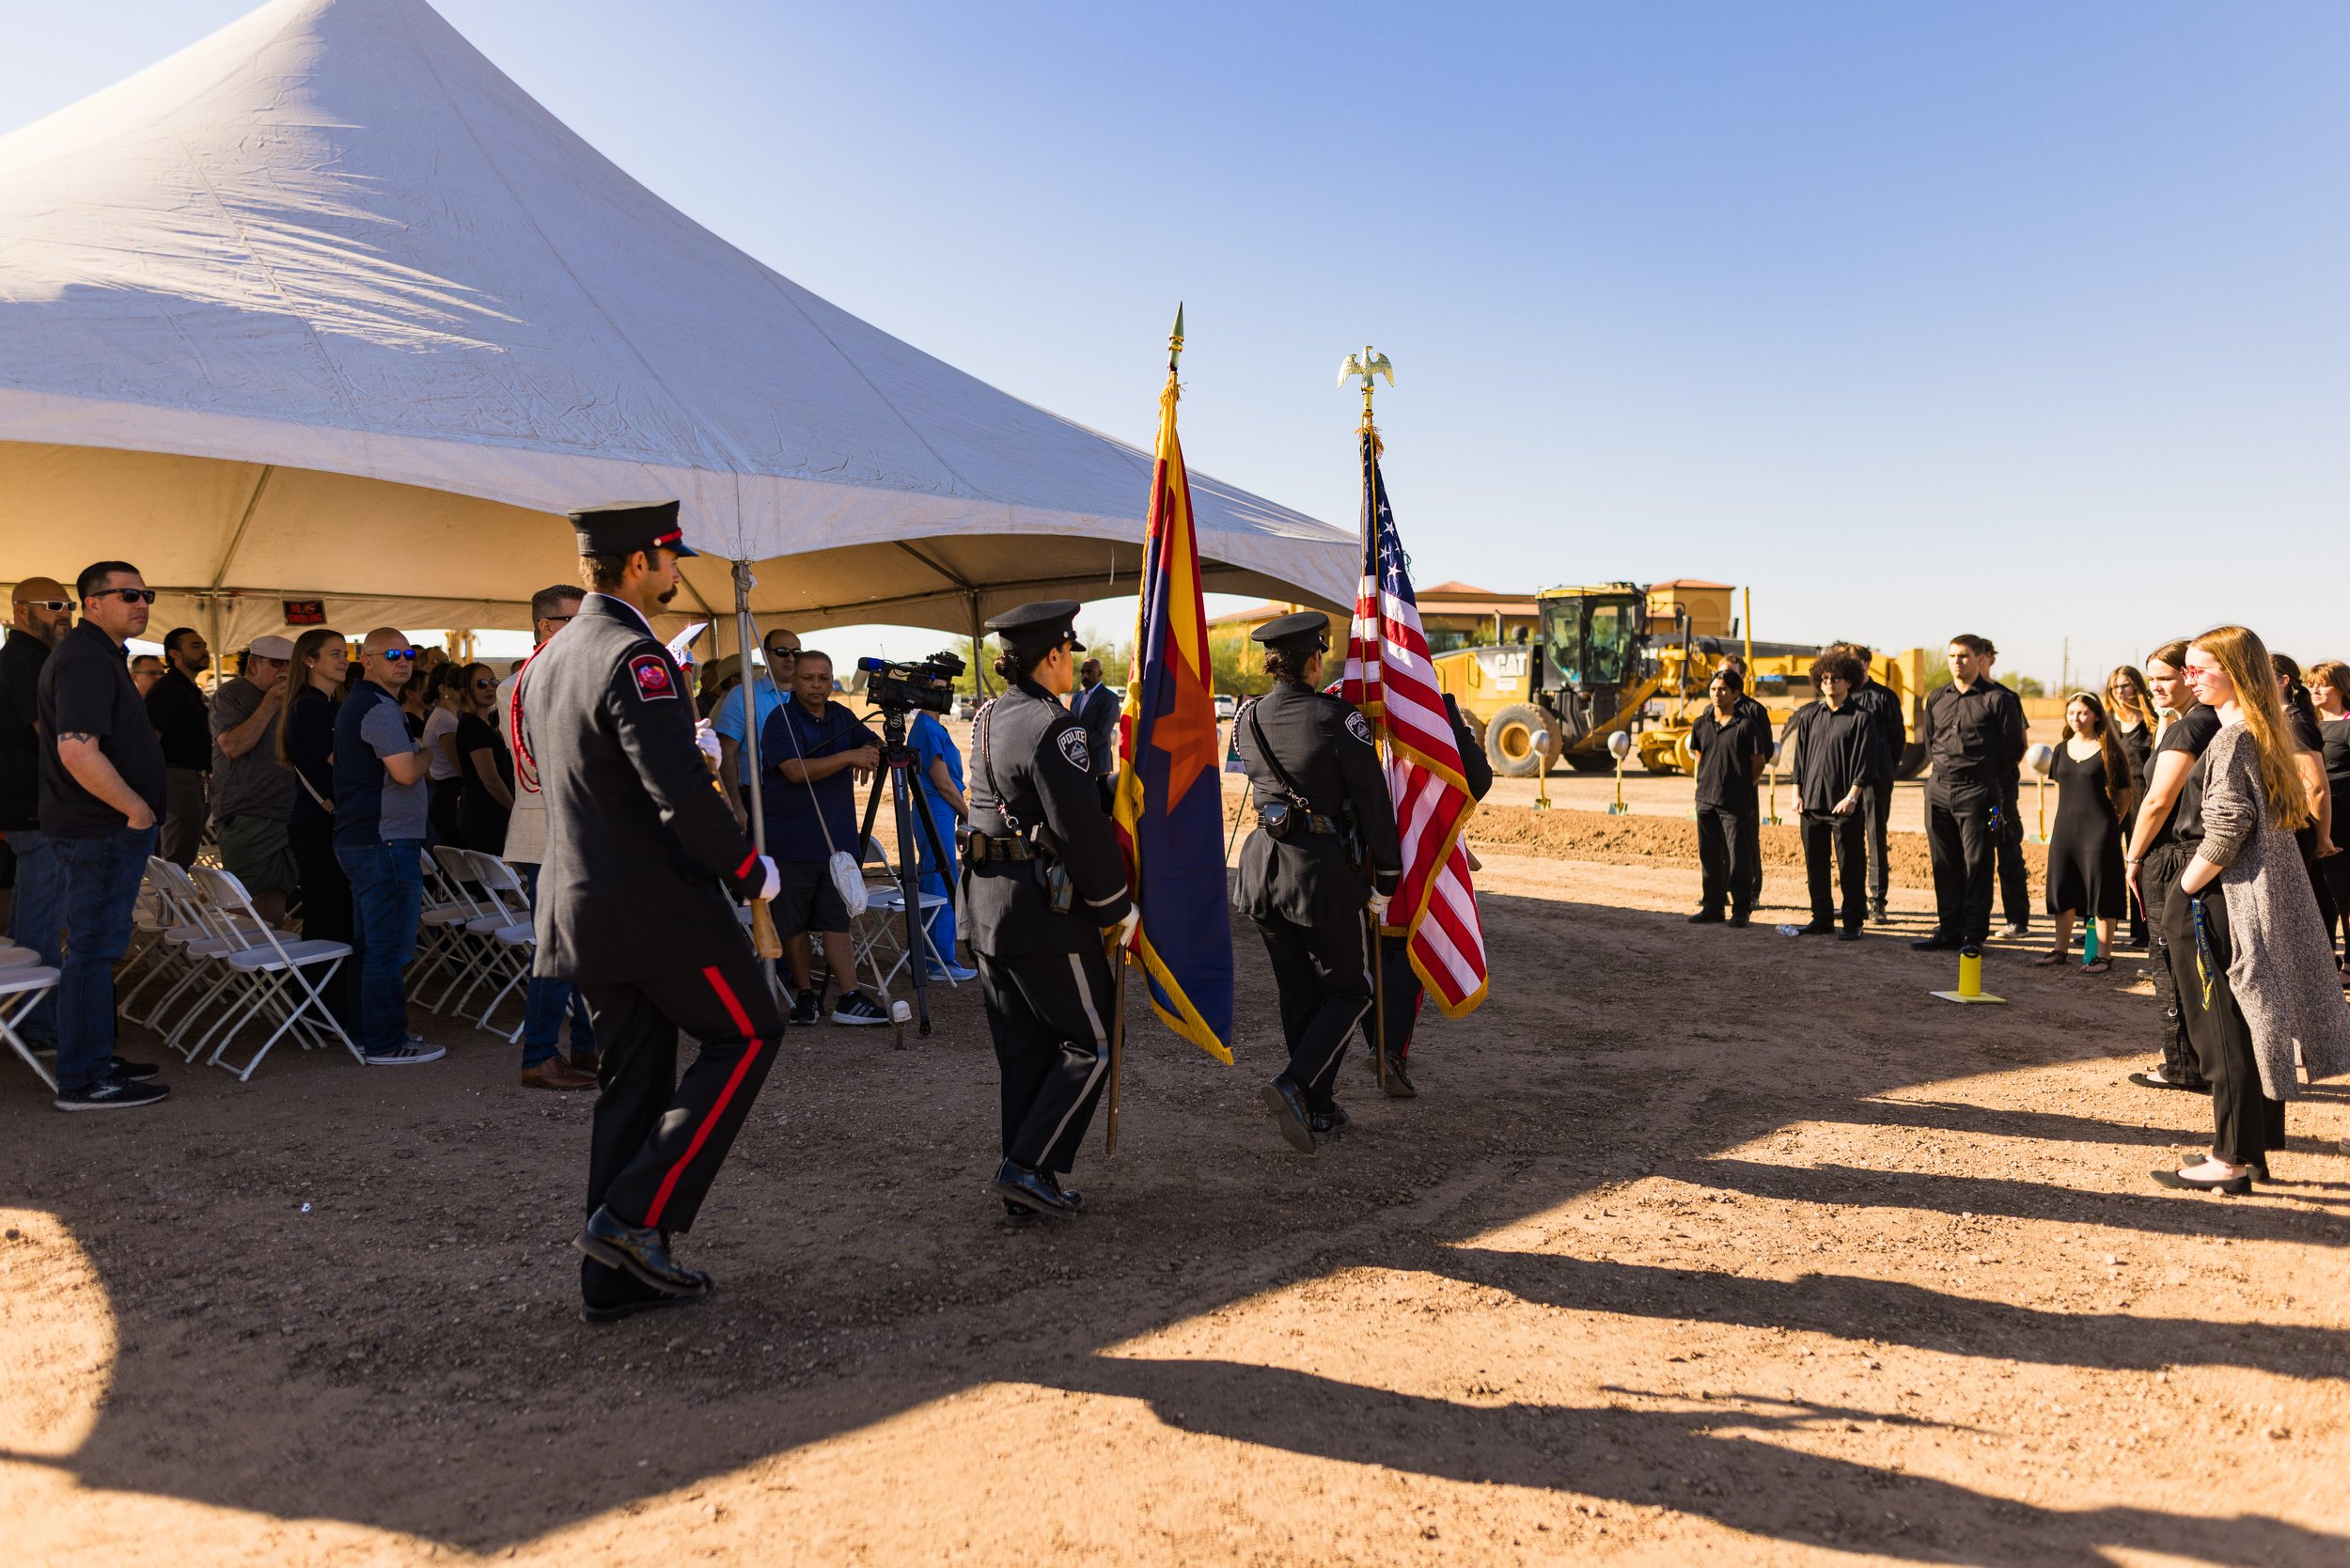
top-left (1058, 726), bottom-right (1091, 772)
top-left (1345, 711), bottom-right (1373, 745)
top-left (628, 652), bottom-right (679, 701)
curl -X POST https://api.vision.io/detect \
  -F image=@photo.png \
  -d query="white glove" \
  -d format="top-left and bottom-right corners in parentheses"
top-left (1368, 891), bottom-right (1392, 920)
top-left (693, 720), bottom-right (723, 768)
top-left (1106, 906), bottom-right (1141, 949)
top-left (755, 855), bottom-right (779, 902)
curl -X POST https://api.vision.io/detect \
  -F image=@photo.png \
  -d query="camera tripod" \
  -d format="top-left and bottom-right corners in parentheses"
top-left (854, 706), bottom-right (962, 1040)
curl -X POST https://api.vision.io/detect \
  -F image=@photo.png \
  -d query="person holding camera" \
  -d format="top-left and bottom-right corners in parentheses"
top-left (1234, 611), bottom-right (1402, 1152)
top-left (759, 650), bottom-right (890, 1027)
top-left (964, 601), bottom-right (1135, 1221)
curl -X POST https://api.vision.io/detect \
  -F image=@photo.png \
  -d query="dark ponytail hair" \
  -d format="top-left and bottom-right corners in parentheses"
top-left (1264, 644), bottom-right (1321, 684)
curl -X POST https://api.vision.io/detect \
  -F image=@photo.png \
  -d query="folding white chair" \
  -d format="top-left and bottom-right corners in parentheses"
top-left (189, 865), bottom-right (358, 1079)
top-left (450, 849), bottom-right (537, 1036)
top-left (1, 963), bottom-right (61, 1091)
top-left (850, 835), bottom-right (956, 993)
top-left (410, 847), bottom-right (483, 1009)
top-left (125, 858), bottom-right (284, 1053)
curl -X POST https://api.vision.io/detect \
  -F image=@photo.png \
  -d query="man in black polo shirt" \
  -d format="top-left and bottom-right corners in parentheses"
top-left (1687, 668), bottom-right (1768, 926)
top-left (146, 625), bottom-right (213, 868)
top-left (39, 561), bottom-right (169, 1110)
top-left (1915, 633), bottom-right (2028, 951)
top-left (1785, 651), bottom-right (1888, 939)
top-left (1838, 643), bottom-right (1907, 924)
top-left (4, 576), bottom-right (75, 1049)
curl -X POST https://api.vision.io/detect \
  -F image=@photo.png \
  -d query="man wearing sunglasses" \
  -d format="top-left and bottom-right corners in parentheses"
top-left (3, 576), bottom-right (76, 1053)
top-left (37, 562), bottom-right (169, 1109)
top-left (331, 628), bottom-right (444, 1067)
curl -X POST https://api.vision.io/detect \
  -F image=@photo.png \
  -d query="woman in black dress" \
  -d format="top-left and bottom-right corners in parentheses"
top-left (450, 661), bottom-right (515, 853)
top-left (2107, 665), bottom-right (2155, 946)
top-left (2039, 692), bottom-right (2134, 973)
top-left (2270, 653), bottom-right (2339, 949)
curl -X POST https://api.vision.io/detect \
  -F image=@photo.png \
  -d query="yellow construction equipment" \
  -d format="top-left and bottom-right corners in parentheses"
top-left (1430, 580), bottom-right (1930, 779)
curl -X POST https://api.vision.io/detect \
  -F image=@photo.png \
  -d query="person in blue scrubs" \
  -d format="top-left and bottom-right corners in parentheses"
top-left (907, 708), bottom-right (977, 981)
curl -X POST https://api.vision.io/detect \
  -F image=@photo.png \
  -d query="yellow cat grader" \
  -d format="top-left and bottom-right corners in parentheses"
top-left (1431, 580), bottom-right (1930, 779)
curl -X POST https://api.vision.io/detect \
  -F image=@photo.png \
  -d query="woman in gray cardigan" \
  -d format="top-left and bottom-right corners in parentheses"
top-left (2155, 626), bottom-right (2350, 1194)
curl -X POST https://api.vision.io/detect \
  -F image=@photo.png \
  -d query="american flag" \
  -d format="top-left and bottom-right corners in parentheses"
top-left (1340, 432), bottom-right (1490, 1016)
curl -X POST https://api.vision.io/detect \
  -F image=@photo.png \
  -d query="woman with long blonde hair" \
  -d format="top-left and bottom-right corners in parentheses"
top-left (2154, 626), bottom-right (2350, 1193)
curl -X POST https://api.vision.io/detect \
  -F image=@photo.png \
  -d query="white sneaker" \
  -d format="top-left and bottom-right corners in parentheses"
top-left (365, 1042), bottom-right (446, 1066)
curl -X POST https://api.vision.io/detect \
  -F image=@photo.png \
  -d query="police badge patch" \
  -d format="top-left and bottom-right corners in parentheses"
top-left (628, 653), bottom-right (678, 700)
top-left (1058, 727), bottom-right (1091, 772)
top-left (1345, 711), bottom-right (1373, 745)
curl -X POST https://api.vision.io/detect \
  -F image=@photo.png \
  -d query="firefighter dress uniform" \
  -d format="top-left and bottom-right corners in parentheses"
top-left (962, 601), bottom-right (1133, 1220)
top-left (513, 500), bottom-right (784, 1322)
top-left (1233, 613), bottom-right (1402, 1152)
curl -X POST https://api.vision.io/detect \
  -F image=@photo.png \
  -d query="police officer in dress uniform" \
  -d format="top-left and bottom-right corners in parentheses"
top-left (514, 501), bottom-right (785, 1323)
top-left (1234, 612), bottom-right (1402, 1152)
top-left (963, 601), bottom-right (1136, 1221)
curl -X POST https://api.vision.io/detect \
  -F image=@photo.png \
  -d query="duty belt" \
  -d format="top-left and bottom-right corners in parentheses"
top-left (1259, 808), bottom-right (1340, 835)
top-left (964, 829), bottom-right (1039, 864)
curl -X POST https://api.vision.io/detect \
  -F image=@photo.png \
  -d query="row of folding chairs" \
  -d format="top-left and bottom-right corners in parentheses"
top-left (411, 844), bottom-right (538, 1041)
top-left (117, 857), bottom-right (355, 1080)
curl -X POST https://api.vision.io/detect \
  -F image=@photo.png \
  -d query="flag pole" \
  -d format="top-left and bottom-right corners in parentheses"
top-left (1346, 345), bottom-right (1393, 1091)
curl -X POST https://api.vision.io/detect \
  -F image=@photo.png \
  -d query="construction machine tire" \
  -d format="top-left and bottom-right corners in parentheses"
top-left (1485, 703), bottom-right (1550, 777)
top-left (1895, 741), bottom-right (1928, 781)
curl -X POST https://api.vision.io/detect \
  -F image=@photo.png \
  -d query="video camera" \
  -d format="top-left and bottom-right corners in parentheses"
top-left (856, 651), bottom-right (965, 715)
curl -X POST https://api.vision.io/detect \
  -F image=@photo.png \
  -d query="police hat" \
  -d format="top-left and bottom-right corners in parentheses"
top-left (570, 500), bottom-right (697, 559)
top-left (1249, 610), bottom-right (1331, 652)
top-left (984, 599), bottom-right (1086, 654)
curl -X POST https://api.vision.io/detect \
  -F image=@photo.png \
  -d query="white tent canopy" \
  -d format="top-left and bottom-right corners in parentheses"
top-left (0, 0), bottom-right (1355, 650)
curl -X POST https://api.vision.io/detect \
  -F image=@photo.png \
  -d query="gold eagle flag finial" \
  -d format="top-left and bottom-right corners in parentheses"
top-left (1339, 346), bottom-right (1394, 432)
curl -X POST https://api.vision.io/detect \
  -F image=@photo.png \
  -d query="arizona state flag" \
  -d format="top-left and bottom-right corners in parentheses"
top-left (1111, 313), bottom-right (1234, 1061)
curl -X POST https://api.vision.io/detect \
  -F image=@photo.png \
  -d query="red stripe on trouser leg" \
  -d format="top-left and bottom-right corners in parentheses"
top-left (641, 964), bottom-right (766, 1228)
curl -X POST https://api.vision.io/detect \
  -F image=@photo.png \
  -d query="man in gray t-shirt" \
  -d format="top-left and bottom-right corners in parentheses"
top-left (209, 635), bottom-right (302, 925)
top-left (331, 629), bottom-right (444, 1066)
top-left (359, 696), bottom-right (430, 841)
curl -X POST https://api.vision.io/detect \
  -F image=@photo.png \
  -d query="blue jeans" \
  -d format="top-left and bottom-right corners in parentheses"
top-left (5, 828), bottom-right (67, 1043)
top-left (336, 838), bottom-right (423, 1056)
top-left (516, 865), bottom-right (592, 1067)
top-left (52, 825), bottom-right (157, 1091)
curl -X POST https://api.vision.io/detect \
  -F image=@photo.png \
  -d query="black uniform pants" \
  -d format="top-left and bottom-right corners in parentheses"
top-left (1861, 780), bottom-right (1894, 909)
top-left (2321, 846), bottom-right (2350, 963)
top-left (1996, 786), bottom-right (2031, 931)
top-left (1925, 782), bottom-right (1999, 945)
top-left (1356, 932), bottom-right (1426, 1063)
top-left (1799, 809), bottom-right (1866, 929)
top-left (979, 944), bottom-right (1117, 1173)
top-left (1696, 802), bottom-right (1760, 915)
top-left (575, 945), bottom-right (784, 1303)
top-left (2160, 877), bottom-right (2284, 1166)
top-left (1254, 911), bottom-right (1371, 1112)
top-left (2141, 843), bottom-right (2206, 1088)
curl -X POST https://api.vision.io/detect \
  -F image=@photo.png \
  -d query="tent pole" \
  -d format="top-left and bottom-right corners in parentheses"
top-left (968, 590), bottom-right (989, 698)
top-left (732, 558), bottom-right (767, 856)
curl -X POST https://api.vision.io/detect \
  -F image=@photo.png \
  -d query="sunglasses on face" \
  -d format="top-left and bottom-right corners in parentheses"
top-left (18, 599), bottom-right (74, 613)
top-left (471, 678), bottom-right (496, 689)
top-left (379, 649), bottom-right (419, 663)
top-left (89, 588), bottom-right (158, 604)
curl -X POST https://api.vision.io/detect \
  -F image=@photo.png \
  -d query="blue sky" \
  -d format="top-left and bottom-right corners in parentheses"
top-left (8, 1), bottom-right (2346, 685)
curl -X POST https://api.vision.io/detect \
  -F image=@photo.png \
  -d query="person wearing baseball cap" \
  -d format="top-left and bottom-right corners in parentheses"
top-left (209, 633), bottom-right (304, 927)
top-left (517, 499), bottom-right (785, 1322)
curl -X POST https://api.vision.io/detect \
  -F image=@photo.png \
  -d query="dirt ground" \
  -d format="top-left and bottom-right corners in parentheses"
top-left (5, 810), bottom-right (2347, 1566)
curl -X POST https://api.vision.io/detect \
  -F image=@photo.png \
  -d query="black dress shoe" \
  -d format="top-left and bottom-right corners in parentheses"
top-left (1308, 1105), bottom-right (1351, 1138)
top-left (574, 1209), bottom-right (713, 1297)
top-left (581, 1278), bottom-right (714, 1325)
top-left (1797, 918), bottom-right (1837, 935)
top-left (1912, 934), bottom-right (1963, 951)
top-left (1836, 926), bottom-right (1862, 942)
top-left (1261, 1077), bottom-right (1317, 1153)
top-left (1687, 909), bottom-right (1725, 925)
top-left (1381, 1059), bottom-right (1418, 1099)
top-left (1728, 910), bottom-right (1751, 928)
top-left (2130, 1070), bottom-right (2211, 1094)
top-left (991, 1159), bottom-right (1081, 1217)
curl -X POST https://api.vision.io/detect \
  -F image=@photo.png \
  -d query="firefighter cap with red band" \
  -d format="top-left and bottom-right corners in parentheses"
top-left (568, 499), bottom-right (697, 558)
